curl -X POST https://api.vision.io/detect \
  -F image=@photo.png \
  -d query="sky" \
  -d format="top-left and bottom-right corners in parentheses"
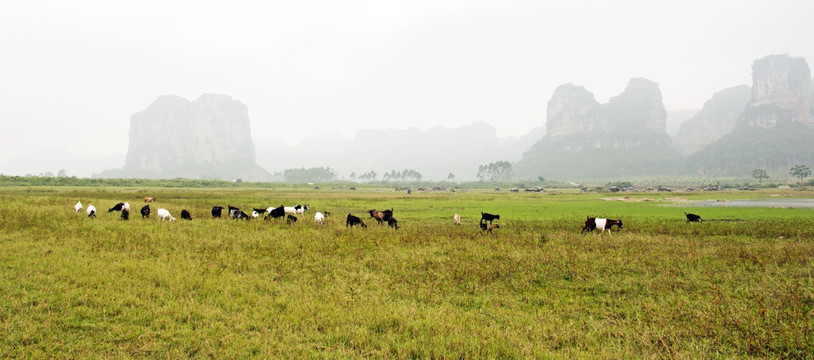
top-left (1, 0), bottom-right (813, 175)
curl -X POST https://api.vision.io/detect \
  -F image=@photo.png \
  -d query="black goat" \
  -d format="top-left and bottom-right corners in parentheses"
top-left (141, 205), bottom-right (151, 219)
top-left (480, 212), bottom-right (500, 224)
top-left (346, 214), bottom-right (367, 228)
top-left (684, 212), bottom-right (703, 223)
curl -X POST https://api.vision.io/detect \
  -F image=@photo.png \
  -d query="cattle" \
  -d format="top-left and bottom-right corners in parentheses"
top-left (141, 205), bottom-right (151, 218)
top-left (211, 206), bottom-right (224, 218)
top-left (346, 214), bottom-right (367, 228)
top-left (581, 216), bottom-right (623, 235)
top-left (181, 209), bottom-right (192, 220)
top-left (684, 212), bottom-right (703, 223)
top-left (480, 212), bottom-right (500, 224)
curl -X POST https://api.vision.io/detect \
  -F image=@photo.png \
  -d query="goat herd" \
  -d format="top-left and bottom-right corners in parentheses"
top-left (71, 198), bottom-right (706, 235)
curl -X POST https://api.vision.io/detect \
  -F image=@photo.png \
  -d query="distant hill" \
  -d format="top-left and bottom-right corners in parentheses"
top-left (255, 122), bottom-right (545, 181)
top-left (672, 85), bottom-right (751, 155)
top-left (515, 78), bottom-right (682, 180)
top-left (99, 94), bottom-right (270, 181)
top-left (689, 54), bottom-right (813, 176)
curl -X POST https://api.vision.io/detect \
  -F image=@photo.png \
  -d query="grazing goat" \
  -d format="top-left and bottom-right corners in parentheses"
top-left (287, 214), bottom-right (298, 225)
top-left (108, 202), bottom-right (125, 212)
top-left (121, 208), bottom-right (129, 221)
top-left (157, 208), bottom-right (176, 222)
top-left (266, 205), bottom-right (286, 220)
top-left (684, 212), bottom-right (703, 223)
top-left (314, 212), bottom-right (325, 225)
top-left (368, 209), bottom-right (394, 224)
top-left (141, 205), bottom-right (151, 218)
top-left (346, 214), bottom-right (367, 228)
top-left (285, 204), bottom-right (308, 216)
top-left (387, 216), bottom-right (399, 230)
top-left (74, 201), bottom-right (83, 213)
top-left (87, 205), bottom-right (96, 218)
top-left (581, 216), bottom-right (623, 235)
top-left (144, 197), bottom-right (155, 203)
top-left (251, 210), bottom-right (260, 219)
top-left (211, 206), bottom-right (224, 218)
top-left (123, 202), bottom-right (130, 212)
top-left (454, 212), bottom-right (461, 225)
top-left (181, 209), bottom-right (192, 220)
top-left (480, 212), bottom-right (500, 224)
top-left (480, 222), bottom-right (500, 233)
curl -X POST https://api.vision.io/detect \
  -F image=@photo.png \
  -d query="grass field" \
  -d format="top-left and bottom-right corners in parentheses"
top-left (1, 186), bottom-right (813, 358)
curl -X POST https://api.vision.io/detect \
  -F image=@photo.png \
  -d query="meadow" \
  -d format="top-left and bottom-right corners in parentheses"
top-left (1, 185), bottom-right (813, 358)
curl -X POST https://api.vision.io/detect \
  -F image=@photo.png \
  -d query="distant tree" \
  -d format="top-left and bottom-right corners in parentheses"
top-left (789, 164), bottom-right (812, 183)
top-left (57, 169), bottom-right (69, 177)
top-left (283, 167), bottom-right (338, 183)
top-left (448, 173), bottom-right (455, 181)
top-left (477, 161), bottom-right (512, 181)
top-left (537, 176), bottom-right (545, 183)
top-left (752, 169), bottom-right (769, 184)
top-left (349, 172), bottom-right (357, 181)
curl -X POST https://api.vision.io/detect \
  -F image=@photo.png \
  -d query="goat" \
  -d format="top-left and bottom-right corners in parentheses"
top-left (454, 212), bottom-right (461, 225)
top-left (181, 209), bottom-right (192, 220)
top-left (387, 216), bottom-right (399, 230)
top-left (141, 205), bottom-right (151, 218)
top-left (480, 212), bottom-right (500, 224)
top-left (368, 209), bottom-right (394, 224)
top-left (121, 208), bottom-right (130, 221)
top-left (684, 212), bottom-right (703, 223)
top-left (211, 206), bottom-right (224, 218)
top-left (87, 205), bottom-right (96, 218)
top-left (108, 202), bottom-right (125, 212)
top-left (251, 210), bottom-right (260, 219)
top-left (253, 208), bottom-right (267, 215)
top-left (266, 205), bottom-right (286, 220)
top-left (296, 204), bottom-right (309, 216)
top-left (314, 212), bottom-right (325, 225)
top-left (123, 202), bottom-right (130, 212)
top-left (287, 214), bottom-right (298, 225)
top-left (346, 214), bottom-right (367, 228)
top-left (157, 208), bottom-right (176, 222)
top-left (144, 197), bottom-right (155, 203)
top-left (480, 222), bottom-right (500, 233)
top-left (581, 216), bottom-right (623, 235)
top-left (74, 201), bottom-right (83, 213)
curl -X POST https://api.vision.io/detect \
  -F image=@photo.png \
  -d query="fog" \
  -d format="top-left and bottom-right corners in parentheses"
top-left (1, 0), bottom-right (813, 177)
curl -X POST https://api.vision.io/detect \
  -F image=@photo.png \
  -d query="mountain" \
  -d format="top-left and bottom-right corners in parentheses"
top-left (98, 94), bottom-right (270, 181)
top-left (689, 54), bottom-right (814, 176)
top-left (514, 78), bottom-right (681, 179)
top-left (672, 85), bottom-right (751, 155)
top-left (666, 109), bottom-right (698, 137)
top-left (255, 122), bottom-right (544, 181)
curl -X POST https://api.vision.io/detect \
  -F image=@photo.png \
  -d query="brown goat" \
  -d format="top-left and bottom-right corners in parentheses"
top-left (144, 197), bottom-right (155, 203)
top-left (368, 209), bottom-right (394, 224)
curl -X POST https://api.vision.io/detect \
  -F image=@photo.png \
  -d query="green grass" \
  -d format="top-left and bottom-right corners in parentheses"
top-left (1, 187), bottom-right (813, 358)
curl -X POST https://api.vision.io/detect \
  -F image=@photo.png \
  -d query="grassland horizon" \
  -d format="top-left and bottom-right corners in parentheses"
top-left (1, 186), bottom-right (812, 358)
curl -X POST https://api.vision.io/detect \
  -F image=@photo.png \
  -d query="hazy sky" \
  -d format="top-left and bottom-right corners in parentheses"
top-left (1, 0), bottom-right (813, 174)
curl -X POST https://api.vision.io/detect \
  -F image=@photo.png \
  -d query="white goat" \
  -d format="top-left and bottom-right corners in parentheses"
top-left (314, 211), bottom-right (325, 225)
top-left (251, 210), bottom-right (260, 219)
top-left (123, 202), bottom-right (131, 212)
top-left (454, 212), bottom-right (461, 225)
top-left (157, 208), bottom-right (176, 222)
top-left (74, 201), bottom-right (83, 212)
top-left (86, 204), bottom-right (96, 218)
